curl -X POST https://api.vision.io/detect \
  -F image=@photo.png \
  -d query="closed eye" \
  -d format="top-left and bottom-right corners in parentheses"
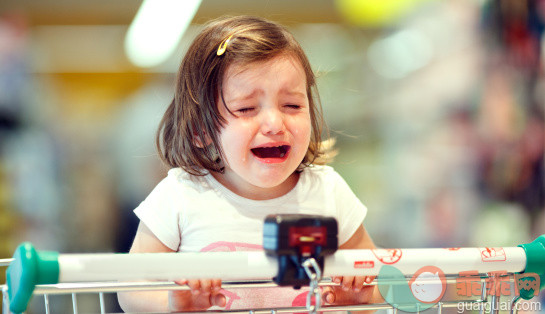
top-left (237, 107), bottom-right (255, 114)
top-left (285, 104), bottom-right (301, 109)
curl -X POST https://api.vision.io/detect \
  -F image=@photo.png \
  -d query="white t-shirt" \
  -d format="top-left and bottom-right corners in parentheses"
top-left (134, 164), bottom-right (367, 310)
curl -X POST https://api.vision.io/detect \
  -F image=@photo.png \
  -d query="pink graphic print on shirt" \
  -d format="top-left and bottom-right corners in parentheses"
top-left (200, 241), bottom-right (309, 310)
top-left (201, 241), bottom-right (262, 252)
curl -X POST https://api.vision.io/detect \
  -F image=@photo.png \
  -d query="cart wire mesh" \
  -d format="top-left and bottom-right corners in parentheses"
top-left (2, 267), bottom-right (537, 314)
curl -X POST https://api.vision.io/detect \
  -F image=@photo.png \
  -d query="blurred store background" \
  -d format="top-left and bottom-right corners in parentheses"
top-left (0, 0), bottom-right (543, 312)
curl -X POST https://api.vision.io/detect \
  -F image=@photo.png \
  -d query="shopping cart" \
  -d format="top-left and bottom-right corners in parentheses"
top-left (2, 215), bottom-right (544, 314)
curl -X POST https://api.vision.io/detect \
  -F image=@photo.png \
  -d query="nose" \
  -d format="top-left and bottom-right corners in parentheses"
top-left (260, 107), bottom-right (285, 135)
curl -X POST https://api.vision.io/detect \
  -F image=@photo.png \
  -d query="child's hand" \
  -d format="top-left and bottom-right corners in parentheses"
top-left (169, 279), bottom-right (226, 311)
top-left (322, 276), bottom-right (375, 305)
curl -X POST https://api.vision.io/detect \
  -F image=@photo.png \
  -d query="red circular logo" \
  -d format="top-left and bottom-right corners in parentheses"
top-left (372, 249), bottom-right (402, 264)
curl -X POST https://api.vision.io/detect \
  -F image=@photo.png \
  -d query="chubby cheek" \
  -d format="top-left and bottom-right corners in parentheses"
top-left (219, 124), bottom-right (253, 162)
top-left (293, 125), bottom-right (310, 138)
top-left (292, 120), bottom-right (312, 152)
top-left (295, 128), bottom-right (311, 149)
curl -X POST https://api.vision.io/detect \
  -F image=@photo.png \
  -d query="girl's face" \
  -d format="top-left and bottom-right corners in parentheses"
top-left (212, 54), bottom-right (311, 200)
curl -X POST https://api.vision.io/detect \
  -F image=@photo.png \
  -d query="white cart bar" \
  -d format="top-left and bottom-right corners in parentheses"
top-left (56, 247), bottom-right (527, 282)
top-left (6, 234), bottom-right (545, 313)
top-left (59, 251), bottom-right (277, 282)
top-left (324, 247), bottom-right (527, 276)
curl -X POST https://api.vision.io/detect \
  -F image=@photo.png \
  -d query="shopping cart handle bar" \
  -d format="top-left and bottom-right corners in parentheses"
top-left (6, 242), bottom-right (59, 313)
top-left (6, 235), bottom-right (545, 313)
top-left (518, 234), bottom-right (545, 300)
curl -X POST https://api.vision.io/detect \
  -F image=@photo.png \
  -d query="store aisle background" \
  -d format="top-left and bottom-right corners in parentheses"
top-left (0, 0), bottom-right (543, 311)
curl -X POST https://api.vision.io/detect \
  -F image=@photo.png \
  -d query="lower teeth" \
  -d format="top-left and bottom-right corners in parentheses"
top-left (279, 152), bottom-right (285, 157)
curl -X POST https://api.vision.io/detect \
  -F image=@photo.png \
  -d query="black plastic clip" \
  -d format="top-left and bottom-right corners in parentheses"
top-left (263, 214), bottom-right (338, 289)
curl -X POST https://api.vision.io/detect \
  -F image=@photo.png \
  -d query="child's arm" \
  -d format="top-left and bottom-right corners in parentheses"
top-left (321, 225), bottom-right (383, 312)
top-left (117, 222), bottom-right (225, 312)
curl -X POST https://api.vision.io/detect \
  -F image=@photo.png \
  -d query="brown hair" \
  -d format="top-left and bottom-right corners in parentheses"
top-left (156, 15), bottom-right (334, 175)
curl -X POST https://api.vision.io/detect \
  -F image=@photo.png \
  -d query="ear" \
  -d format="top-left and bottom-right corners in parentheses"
top-left (192, 131), bottom-right (213, 148)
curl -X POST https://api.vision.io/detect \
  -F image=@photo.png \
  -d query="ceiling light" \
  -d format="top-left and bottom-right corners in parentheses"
top-left (124, 0), bottom-right (202, 68)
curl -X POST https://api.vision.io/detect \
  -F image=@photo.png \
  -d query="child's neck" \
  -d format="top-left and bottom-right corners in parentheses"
top-left (210, 171), bottom-right (300, 200)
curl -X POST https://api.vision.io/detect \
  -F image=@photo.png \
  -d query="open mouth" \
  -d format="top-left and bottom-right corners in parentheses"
top-left (251, 145), bottom-right (291, 159)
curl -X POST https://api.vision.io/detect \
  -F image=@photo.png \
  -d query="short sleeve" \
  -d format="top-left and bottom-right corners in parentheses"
top-left (134, 174), bottom-right (181, 251)
top-left (331, 171), bottom-right (367, 245)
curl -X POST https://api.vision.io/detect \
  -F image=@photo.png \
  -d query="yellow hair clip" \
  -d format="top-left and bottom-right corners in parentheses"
top-left (217, 35), bottom-right (234, 56)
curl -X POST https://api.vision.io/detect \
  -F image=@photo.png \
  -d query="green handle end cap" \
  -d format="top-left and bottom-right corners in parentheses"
top-left (6, 242), bottom-right (59, 313)
top-left (518, 235), bottom-right (545, 300)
